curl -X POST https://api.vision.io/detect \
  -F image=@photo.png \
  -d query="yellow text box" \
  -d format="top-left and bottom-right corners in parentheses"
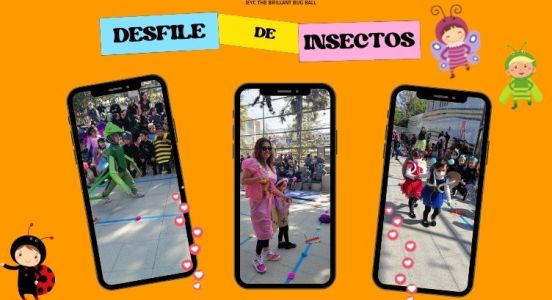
top-left (219, 14), bottom-right (298, 54)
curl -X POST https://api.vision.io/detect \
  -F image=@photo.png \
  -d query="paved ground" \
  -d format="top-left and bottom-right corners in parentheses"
top-left (90, 174), bottom-right (190, 285)
top-left (377, 157), bottom-right (476, 292)
top-left (239, 189), bottom-right (331, 285)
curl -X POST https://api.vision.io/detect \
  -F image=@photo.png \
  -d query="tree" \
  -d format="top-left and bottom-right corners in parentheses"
top-left (249, 89), bottom-right (330, 158)
top-left (394, 90), bottom-right (427, 127)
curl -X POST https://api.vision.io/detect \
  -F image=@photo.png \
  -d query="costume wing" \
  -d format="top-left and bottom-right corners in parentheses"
top-left (466, 31), bottom-right (481, 64)
top-left (530, 79), bottom-right (543, 103)
top-left (499, 83), bottom-right (512, 104)
top-left (430, 41), bottom-right (449, 71)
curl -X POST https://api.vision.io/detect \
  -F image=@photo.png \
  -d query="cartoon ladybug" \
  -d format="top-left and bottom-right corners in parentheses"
top-left (1, 223), bottom-right (55, 300)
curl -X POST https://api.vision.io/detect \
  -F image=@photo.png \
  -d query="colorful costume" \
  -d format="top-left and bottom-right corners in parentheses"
top-left (87, 122), bottom-right (143, 200)
top-left (242, 158), bottom-right (277, 240)
top-left (422, 173), bottom-right (451, 209)
top-left (400, 160), bottom-right (424, 199)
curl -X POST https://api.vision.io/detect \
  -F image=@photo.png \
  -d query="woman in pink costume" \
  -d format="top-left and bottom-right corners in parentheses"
top-left (241, 137), bottom-right (291, 273)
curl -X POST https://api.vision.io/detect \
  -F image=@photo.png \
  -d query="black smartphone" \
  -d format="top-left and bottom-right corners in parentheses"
top-left (373, 85), bottom-right (491, 296)
top-left (67, 75), bottom-right (196, 289)
top-left (234, 84), bottom-right (336, 288)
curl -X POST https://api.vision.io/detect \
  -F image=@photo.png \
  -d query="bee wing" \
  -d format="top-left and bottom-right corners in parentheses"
top-left (466, 31), bottom-right (481, 64)
top-left (430, 41), bottom-right (449, 71)
top-left (530, 80), bottom-right (543, 102)
top-left (499, 84), bottom-right (512, 104)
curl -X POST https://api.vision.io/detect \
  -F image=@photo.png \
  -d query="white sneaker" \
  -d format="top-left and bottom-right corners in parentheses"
top-left (263, 250), bottom-right (281, 261)
top-left (252, 256), bottom-right (266, 273)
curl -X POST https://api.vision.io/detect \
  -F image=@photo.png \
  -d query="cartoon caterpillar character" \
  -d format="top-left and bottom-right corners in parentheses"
top-left (430, 4), bottom-right (480, 78)
top-left (499, 43), bottom-right (543, 109)
top-left (1, 223), bottom-right (55, 300)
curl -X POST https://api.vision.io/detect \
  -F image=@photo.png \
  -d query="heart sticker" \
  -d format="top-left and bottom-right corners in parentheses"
top-left (192, 227), bottom-right (203, 237)
top-left (171, 192), bottom-right (180, 201)
top-left (179, 203), bottom-right (189, 213)
top-left (384, 205), bottom-right (394, 216)
top-left (406, 283), bottom-right (417, 294)
top-left (404, 240), bottom-right (417, 252)
top-left (174, 216), bottom-right (185, 227)
top-left (194, 270), bottom-right (204, 280)
top-left (387, 229), bottom-right (399, 240)
top-left (392, 216), bottom-right (403, 227)
top-left (395, 273), bottom-right (407, 285)
top-left (181, 259), bottom-right (193, 271)
top-left (190, 243), bottom-right (201, 255)
top-left (193, 282), bottom-right (201, 290)
top-left (402, 257), bottom-right (415, 269)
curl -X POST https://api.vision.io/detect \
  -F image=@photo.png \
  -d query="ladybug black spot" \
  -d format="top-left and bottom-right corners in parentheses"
top-left (38, 288), bottom-right (43, 294)
top-left (47, 287), bottom-right (52, 292)
top-left (40, 276), bottom-right (47, 282)
top-left (47, 268), bottom-right (52, 273)
top-left (52, 277), bottom-right (56, 283)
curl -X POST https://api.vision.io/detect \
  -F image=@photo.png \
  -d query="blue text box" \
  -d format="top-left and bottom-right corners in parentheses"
top-left (100, 12), bottom-right (219, 55)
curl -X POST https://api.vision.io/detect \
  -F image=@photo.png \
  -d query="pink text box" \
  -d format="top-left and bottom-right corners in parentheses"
top-left (299, 21), bottom-right (420, 62)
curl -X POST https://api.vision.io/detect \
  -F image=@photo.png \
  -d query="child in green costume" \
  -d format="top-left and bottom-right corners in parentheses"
top-left (101, 122), bottom-right (144, 200)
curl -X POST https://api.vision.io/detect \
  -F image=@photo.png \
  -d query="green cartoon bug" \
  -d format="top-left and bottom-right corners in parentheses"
top-left (499, 43), bottom-right (543, 110)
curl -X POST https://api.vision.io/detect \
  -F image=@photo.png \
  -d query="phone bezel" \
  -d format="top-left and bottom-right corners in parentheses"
top-left (372, 85), bottom-right (491, 296)
top-left (233, 83), bottom-right (336, 289)
top-left (67, 74), bottom-right (197, 290)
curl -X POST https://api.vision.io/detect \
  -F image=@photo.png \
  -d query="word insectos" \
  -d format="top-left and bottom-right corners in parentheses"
top-left (499, 42), bottom-right (542, 110)
top-left (430, 4), bottom-right (480, 78)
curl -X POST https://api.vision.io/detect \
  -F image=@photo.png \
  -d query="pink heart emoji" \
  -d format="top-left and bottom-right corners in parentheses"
top-left (405, 240), bottom-right (417, 252)
top-left (194, 270), bottom-right (204, 280)
top-left (193, 282), bottom-right (201, 290)
top-left (181, 259), bottom-right (193, 271)
top-left (171, 192), bottom-right (180, 201)
top-left (406, 283), bottom-right (417, 294)
top-left (402, 257), bottom-right (414, 269)
top-left (392, 216), bottom-right (403, 227)
top-left (394, 273), bottom-right (406, 285)
top-left (384, 206), bottom-right (394, 216)
top-left (192, 227), bottom-right (203, 237)
top-left (174, 216), bottom-right (185, 227)
top-left (179, 203), bottom-right (189, 213)
top-left (190, 243), bottom-right (200, 255)
top-left (387, 229), bottom-right (399, 240)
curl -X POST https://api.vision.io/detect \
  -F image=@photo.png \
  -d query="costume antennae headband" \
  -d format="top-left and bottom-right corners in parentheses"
top-left (519, 41), bottom-right (527, 52)
top-left (27, 223), bottom-right (34, 235)
top-left (431, 5), bottom-right (446, 18)
top-left (40, 236), bottom-right (54, 241)
top-left (450, 4), bottom-right (462, 17)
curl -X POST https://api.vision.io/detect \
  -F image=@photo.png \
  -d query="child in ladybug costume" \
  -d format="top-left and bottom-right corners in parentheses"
top-left (400, 149), bottom-right (428, 218)
top-left (1, 223), bottom-right (55, 300)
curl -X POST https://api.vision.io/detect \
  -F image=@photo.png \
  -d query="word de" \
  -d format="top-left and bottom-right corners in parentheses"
top-left (254, 27), bottom-right (277, 39)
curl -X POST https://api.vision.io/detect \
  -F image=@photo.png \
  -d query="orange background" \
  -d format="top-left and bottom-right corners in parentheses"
top-left (0, 0), bottom-right (549, 299)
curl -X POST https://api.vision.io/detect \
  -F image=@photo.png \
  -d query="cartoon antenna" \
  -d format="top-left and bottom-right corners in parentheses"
top-left (27, 222), bottom-right (34, 235)
top-left (507, 42), bottom-right (527, 53)
top-left (40, 236), bottom-right (54, 241)
top-left (450, 4), bottom-right (462, 16)
top-left (431, 5), bottom-right (446, 18)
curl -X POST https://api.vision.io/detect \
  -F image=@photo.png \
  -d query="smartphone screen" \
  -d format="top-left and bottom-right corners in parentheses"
top-left (67, 75), bottom-right (196, 289)
top-left (373, 86), bottom-right (491, 296)
top-left (234, 84), bottom-right (336, 287)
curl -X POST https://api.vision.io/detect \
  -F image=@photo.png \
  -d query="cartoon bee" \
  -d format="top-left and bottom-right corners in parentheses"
top-left (430, 4), bottom-right (481, 78)
top-left (499, 43), bottom-right (543, 109)
top-left (1, 223), bottom-right (55, 300)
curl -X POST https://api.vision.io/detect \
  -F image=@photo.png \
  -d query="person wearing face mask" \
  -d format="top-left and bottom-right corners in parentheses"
top-left (400, 149), bottom-right (428, 218)
top-left (421, 160), bottom-right (452, 227)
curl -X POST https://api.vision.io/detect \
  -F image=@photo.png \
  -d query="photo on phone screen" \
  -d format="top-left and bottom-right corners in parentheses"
top-left (373, 86), bottom-right (490, 295)
top-left (234, 84), bottom-right (335, 287)
top-left (68, 75), bottom-right (196, 289)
